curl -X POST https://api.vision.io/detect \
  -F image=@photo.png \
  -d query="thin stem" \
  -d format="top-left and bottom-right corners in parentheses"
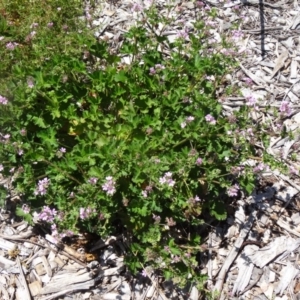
top-left (42, 159), bottom-right (82, 185)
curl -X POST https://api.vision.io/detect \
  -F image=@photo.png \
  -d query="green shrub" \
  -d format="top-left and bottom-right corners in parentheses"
top-left (0, 0), bottom-right (263, 289)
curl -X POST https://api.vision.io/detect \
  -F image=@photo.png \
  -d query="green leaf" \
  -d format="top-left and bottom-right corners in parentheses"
top-left (210, 200), bottom-right (227, 220)
top-left (114, 71), bottom-right (127, 83)
top-left (15, 207), bottom-right (33, 225)
top-left (32, 116), bottom-right (47, 128)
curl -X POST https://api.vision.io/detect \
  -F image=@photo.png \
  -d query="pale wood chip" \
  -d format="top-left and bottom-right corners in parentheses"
top-left (28, 281), bottom-right (42, 297)
top-left (16, 257), bottom-right (31, 300)
top-left (275, 262), bottom-right (299, 296)
top-left (276, 218), bottom-right (300, 238)
top-left (41, 256), bottom-right (52, 278)
top-left (213, 208), bottom-right (257, 293)
top-left (271, 50), bottom-right (289, 79)
top-left (39, 279), bottom-right (96, 300)
top-left (232, 245), bottom-right (259, 296)
top-left (40, 271), bottom-right (94, 294)
top-left (248, 236), bottom-right (300, 268)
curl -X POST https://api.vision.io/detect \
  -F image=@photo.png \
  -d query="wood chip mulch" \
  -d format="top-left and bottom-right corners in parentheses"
top-left (1, 0), bottom-right (300, 299)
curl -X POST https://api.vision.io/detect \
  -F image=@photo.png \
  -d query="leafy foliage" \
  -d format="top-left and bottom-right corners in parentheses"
top-left (0, 0), bottom-right (267, 290)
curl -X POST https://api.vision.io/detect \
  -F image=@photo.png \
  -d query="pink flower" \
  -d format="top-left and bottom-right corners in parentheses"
top-left (30, 22), bottom-right (38, 28)
top-left (205, 114), bottom-right (216, 125)
top-left (186, 116), bottom-right (194, 122)
top-left (47, 22), bottom-right (54, 28)
top-left (149, 67), bottom-right (156, 75)
top-left (227, 184), bottom-right (239, 197)
top-left (30, 31), bottom-right (36, 37)
top-left (0, 95), bottom-right (8, 105)
top-left (141, 269), bottom-right (148, 277)
top-left (34, 178), bottom-right (50, 196)
top-left (172, 256), bottom-right (181, 263)
top-left (22, 204), bottom-right (30, 214)
top-left (102, 176), bottom-right (116, 195)
top-left (159, 172), bottom-right (175, 187)
top-left (27, 78), bottom-right (34, 88)
top-left (280, 101), bottom-right (292, 116)
top-left (196, 157), bottom-right (203, 165)
top-left (79, 207), bottom-right (95, 220)
top-left (245, 95), bottom-right (256, 106)
top-left (6, 42), bottom-right (18, 50)
top-left (152, 214), bottom-right (161, 224)
top-left (242, 77), bottom-right (253, 85)
top-left (59, 147), bottom-right (66, 153)
top-left (131, 2), bottom-right (143, 12)
top-left (88, 177), bottom-right (98, 185)
top-left (155, 64), bottom-right (165, 70)
top-left (38, 206), bottom-right (57, 223)
top-left (20, 128), bottom-right (26, 135)
top-left (51, 223), bottom-right (58, 237)
top-left (196, 1), bottom-right (205, 7)
top-left (176, 28), bottom-right (189, 40)
top-left (194, 195), bottom-right (201, 202)
top-left (290, 165), bottom-right (299, 175)
top-left (253, 163), bottom-right (269, 173)
top-left (231, 30), bottom-right (244, 40)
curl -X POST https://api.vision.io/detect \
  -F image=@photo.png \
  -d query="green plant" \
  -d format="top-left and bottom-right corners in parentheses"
top-left (0, 0), bottom-right (270, 290)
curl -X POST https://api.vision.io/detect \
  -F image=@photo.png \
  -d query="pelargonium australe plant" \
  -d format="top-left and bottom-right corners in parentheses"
top-left (0, 0), bottom-right (276, 290)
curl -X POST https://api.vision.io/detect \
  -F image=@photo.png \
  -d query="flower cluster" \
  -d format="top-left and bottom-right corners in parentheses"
top-left (27, 78), bottom-right (35, 88)
top-left (181, 116), bottom-right (195, 129)
top-left (20, 128), bottom-right (26, 136)
top-left (59, 147), bottom-right (66, 153)
top-left (227, 184), bottom-right (240, 197)
top-left (38, 206), bottom-right (57, 223)
top-left (189, 195), bottom-right (201, 204)
top-left (176, 27), bottom-right (189, 40)
top-left (102, 176), bottom-right (116, 195)
top-left (280, 100), bottom-right (292, 116)
top-left (131, 2), bottom-right (143, 12)
top-left (79, 207), bottom-right (96, 220)
top-left (220, 48), bottom-right (236, 56)
top-left (6, 42), bottom-right (18, 50)
top-left (51, 223), bottom-right (58, 237)
top-left (205, 114), bottom-right (216, 125)
top-left (0, 95), bottom-right (8, 105)
top-left (195, 157), bottom-right (203, 165)
top-left (22, 204), bottom-right (31, 214)
top-left (242, 77), bottom-right (253, 85)
top-left (141, 185), bottom-right (153, 198)
top-left (149, 64), bottom-right (165, 75)
top-left (245, 95), bottom-right (257, 107)
top-left (152, 214), bottom-right (161, 224)
top-left (253, 163), bottom-right (270, 173)
top-left (289, 165), bottom-right (299, 175)
top-left (34, 177), bottom-right (50, 196)
top-left (231, 166), bottom-right (244, 177)
top-left (88, 177), bottom-right (98, 185)
top-left (231, 30), bottom-right (244, 40)
top-left (159, 172), bottom-right (175, 187)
